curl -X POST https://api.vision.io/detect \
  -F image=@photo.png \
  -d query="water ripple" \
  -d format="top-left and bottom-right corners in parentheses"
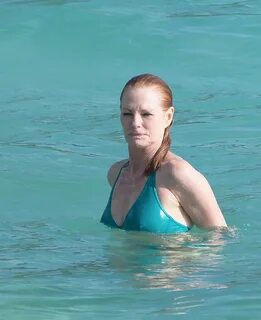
top-left (0, 0), bottom-right (91, 5)
top-left (0, 141), bottom-right (98, 157)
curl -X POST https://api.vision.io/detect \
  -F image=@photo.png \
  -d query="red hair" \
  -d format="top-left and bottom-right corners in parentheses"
top-left (120, 74), bottom-right (174, 176)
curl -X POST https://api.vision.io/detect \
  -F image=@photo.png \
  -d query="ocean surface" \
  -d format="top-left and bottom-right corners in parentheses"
top-left (0, 0), bottom-right (260, 319)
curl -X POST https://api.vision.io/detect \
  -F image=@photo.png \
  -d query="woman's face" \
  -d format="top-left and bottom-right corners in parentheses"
top-left (120, 87), bottom-right (173, 149)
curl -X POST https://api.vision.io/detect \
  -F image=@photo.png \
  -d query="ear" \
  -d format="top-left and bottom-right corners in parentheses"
top-left (165, 106), bottom-right (174, 128)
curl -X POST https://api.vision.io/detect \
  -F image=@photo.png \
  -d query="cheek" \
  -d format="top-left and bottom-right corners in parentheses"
top-left (154, 119), bottom-right (166, 136)
top-left (149, 116), bottom-right (165, 130)
top-left (120, 115), bottom-right (123, 125)
top-left (120, 116), bottom-right (130, 132)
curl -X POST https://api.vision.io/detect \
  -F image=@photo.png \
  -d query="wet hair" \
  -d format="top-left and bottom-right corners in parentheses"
top-left (120, 73), bottom-right (174, 176)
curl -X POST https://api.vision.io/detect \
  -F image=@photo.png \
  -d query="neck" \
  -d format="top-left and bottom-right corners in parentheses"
top-left (127, 144), bottom-right (160, 177)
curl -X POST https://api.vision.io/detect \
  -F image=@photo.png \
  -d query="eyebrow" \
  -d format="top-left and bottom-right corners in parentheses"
top-left (121, 107), bottom-right (154, 113)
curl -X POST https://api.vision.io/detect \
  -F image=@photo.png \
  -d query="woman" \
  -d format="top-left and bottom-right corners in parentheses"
top-left (100, 74), bottom-right (227, 233)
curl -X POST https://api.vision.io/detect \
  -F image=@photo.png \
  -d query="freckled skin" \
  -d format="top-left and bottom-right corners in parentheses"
top-left (120, 87), bottom-right (173, 151)
top-left (106, 86), bottom-right (227, 230)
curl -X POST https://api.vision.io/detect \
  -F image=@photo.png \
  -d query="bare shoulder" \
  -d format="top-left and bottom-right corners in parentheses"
top-left (161, 153), bottom-right (204, 188)
top-left (107, 159), bottom-right (128, 187)
top-left (160, 152), bottom-right (227, 228)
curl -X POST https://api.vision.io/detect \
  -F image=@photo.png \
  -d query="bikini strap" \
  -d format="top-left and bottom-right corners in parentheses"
top-left (111, 160), bottom-right (129, 190)
top-left (148, 170), bottom-right (157, 187)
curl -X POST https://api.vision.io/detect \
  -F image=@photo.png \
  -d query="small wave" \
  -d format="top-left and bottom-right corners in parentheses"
top-left (0, 0), bottom-right (91, 6)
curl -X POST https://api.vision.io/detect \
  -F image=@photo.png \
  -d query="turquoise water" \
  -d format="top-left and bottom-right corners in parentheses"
top-left (1, 0), bottom-right (260, 319)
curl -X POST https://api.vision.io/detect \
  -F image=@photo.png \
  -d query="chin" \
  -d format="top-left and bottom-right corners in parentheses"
top-left (128, 140), bottom-right (150, 149)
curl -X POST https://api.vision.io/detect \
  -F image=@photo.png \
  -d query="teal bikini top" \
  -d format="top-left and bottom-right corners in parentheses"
top-left (100, 163), bottom-right (190, 234)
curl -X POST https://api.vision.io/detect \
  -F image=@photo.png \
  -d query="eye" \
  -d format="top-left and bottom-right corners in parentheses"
top-left (142, 113), bottom-right (152, 117)
top-left (122, 112), bottom-right (132, 116)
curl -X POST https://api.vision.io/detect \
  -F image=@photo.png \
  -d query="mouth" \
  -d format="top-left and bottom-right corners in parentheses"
top-left (128, 133), bottom-right (145, 137)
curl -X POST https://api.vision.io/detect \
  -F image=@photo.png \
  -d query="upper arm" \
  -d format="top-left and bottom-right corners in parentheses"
top-left (168, 161), bottom-right (227, 229)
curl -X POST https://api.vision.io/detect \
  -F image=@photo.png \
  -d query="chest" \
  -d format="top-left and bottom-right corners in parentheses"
top-left (111, 177), bottom-right (147, 226)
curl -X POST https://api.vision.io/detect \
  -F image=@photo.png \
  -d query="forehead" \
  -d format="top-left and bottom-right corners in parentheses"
top-left (121, 87), bottom-right (162, 109)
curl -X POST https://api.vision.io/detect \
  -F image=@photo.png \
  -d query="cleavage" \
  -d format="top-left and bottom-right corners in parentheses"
top-left (111, 175), bottom-right (147, 226)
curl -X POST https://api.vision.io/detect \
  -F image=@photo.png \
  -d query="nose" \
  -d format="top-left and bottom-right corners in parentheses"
top-left (131, 113), bottom-right (142, 128)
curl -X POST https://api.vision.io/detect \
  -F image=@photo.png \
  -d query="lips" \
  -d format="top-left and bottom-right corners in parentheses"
top-left (128, 133), bottom-right (145, 136)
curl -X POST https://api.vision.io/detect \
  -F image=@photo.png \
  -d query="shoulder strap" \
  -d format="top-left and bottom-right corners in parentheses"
top-left (148, 170), bottom-right (156, 187)
top-left (111, 161), bottom-right (129, 190)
